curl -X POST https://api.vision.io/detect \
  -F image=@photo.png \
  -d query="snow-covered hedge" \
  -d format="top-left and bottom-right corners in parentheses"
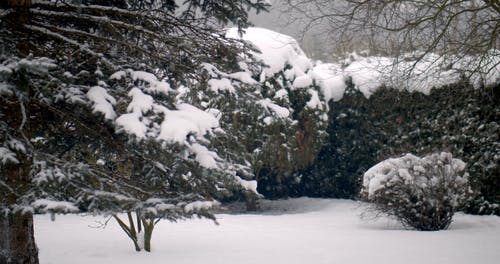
top-left (362, 152), bottom-right (472, 231)
top-left (310, 50), bottom-right (500, 102)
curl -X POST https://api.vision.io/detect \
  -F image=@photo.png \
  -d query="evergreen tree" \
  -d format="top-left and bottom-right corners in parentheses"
top-left (178, 30), bottom-right (328, 204)
top-left (0, 0), bottom-right (269, 262)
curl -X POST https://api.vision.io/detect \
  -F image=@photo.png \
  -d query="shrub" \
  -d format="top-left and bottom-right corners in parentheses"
top-left (362, 152), bottom-right (472, 231)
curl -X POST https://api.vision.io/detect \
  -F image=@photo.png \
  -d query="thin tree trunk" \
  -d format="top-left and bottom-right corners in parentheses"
top-left (113, 214), bottom-right (142, 251)
top-left (141, 217), bottom-right (155, 252)
top-left (114, 213), bottom-right (158, 252)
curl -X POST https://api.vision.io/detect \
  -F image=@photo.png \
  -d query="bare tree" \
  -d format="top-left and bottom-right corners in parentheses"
top-left (282, 0), bottom-right (499, 78)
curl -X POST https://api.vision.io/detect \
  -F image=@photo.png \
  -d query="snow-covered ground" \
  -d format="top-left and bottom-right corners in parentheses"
top-left (36, 198), bottom-right (500, 264)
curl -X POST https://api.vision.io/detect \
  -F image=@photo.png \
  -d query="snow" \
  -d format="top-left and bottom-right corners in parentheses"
top-left (208, 78), bottom-right (236, 94)
top-left (293, 74), bottom-right (313, 89)
top-left (129, 70), bottom-right (172, 94)
top-left (362, 154), bottom-right (421, 198)
top-left (115, 85), bottom-right (222, 144)
top-left (126, 88), bottom-right (154, 114)
top-left (35, 198), bottom-right (500, 264)
top-left (362, 152), bottom-right (469, 199)
top-left (33, 165), bottom-right (71, 184)
top-left (190, 143), bottom-right (218, 169)
top-left (184, 200), bottom-right (219, 213)
top-left (314, 51), bottom-right (500, 100)
top-left (309, 63), bottom-right (346, 102)
top-left (236, 177), bottom-right (258, 193)
top-left (59, 87), bottom-right (87, 104)
top-left (31, 199), bottom-right (79, 214)
top-left (110, 70), bottom-right (126, 80)
top-left (0, 82), bottom-right (13, 95)
top-left (226, 27), bottom-right (312, 81)
top-left (116, 112), bottom-right (147, 139)
top-left (15, 57), bottom-right (57, 74)
top-left (0, 146), bottom-right (19, 164)
top-left (257, 98), bottom-right (290, 118)
top-left (306, 89), bottom-right (323, 110)
top-left (344, 56), bottom-right (393, 98)
top-left (87, 86), bottom-right (117, 120)
top-left (224, 28), bottom-right (498, 103)
top-left (201, 63), bottom-right (257, 85)
top-left (8, 139), bottom-right (26, 153)
top-left (227, 71), bottom-right (257, 84)
top-left (274, 88), bottom-right (288, 99)
top-left (157, 104), bottom-right (219, 144)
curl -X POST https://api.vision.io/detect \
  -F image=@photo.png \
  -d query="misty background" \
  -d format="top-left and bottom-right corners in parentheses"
top-left (249, 0), bottom-right (337, 62)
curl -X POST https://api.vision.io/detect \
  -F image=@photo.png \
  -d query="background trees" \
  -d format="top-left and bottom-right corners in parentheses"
top-left (281, 0), bottom-right (499, 77)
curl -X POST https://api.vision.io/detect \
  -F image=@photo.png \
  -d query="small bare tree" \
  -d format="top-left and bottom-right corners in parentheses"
top-left (282, 0), bottom-right (499, 79)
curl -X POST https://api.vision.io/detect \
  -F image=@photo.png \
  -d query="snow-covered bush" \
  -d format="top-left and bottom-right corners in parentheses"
top-left (362, 152), bottom-right (472, 231)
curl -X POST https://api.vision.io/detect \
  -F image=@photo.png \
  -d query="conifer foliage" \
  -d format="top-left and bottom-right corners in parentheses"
top-left (1, 0), bottom-right (269, 262)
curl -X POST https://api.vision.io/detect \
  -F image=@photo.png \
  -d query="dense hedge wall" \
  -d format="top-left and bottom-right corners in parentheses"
top-left (257, 79), bottom-right (499, 214)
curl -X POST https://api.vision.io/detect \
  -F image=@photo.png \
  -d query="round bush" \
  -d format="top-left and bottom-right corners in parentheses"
top-left (362, 152), bottom-right (472, 231)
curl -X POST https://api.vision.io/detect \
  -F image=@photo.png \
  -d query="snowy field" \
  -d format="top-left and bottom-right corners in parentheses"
top-left (35, 198), bottom-right (500, 264)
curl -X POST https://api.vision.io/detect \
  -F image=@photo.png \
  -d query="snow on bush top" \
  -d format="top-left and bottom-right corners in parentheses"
top-left (308, 63), bottom-right (346, 102)
top-left (362, 152), bottom-right (468, 199)
top-left (227, 28), bottom-right (498, 104)
top-left (226, 27), bottom-right (312, 82)
top-left (314, 51), bottom-right (500, 100)
top-left (362, 153), bottom-right (421, 198)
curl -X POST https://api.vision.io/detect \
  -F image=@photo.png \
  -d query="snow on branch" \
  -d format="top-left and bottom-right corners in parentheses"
top-left (157, 104), bottom-right (219, 144)
top-left (31, 199), bottom-right (79, 214)
top-left (184, 200), bottom-right (220, 214)
top-left (0, 147), bottom-right (19, 165)
top-left (86, 86), bottom-right (117, 120)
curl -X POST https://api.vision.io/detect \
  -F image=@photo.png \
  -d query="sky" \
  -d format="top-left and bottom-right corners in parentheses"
top-left (249, 0), bottom-right (337, 61)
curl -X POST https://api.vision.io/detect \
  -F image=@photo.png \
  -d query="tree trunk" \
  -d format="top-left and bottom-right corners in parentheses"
top-left (0, 82), bottom-right (37, 264)
top-left (113, 214), bottom-right (142, 252)
top-left (7, 0), bottom-right (32, 8)
top-left (0, 212), bottom-right (39, 264)
top-left (245, 191), bottom-right (259, 211)
top-left (114, 213), bottom-right (158, 252)
top-left (141, 218), bottom-right (155, 252)
top-left (0, 126), bottom-right (38, 264)
top-left (0, 133), bottom-right (38, 264)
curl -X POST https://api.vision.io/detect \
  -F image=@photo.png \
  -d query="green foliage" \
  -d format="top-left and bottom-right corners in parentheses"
top-left (0, 0), bottom-right (270, 258)
top-left (0, 0), bottom-right (269, 217)
top-left (299, 81), bottom-right (377, 198)
top-left (177, 56), bottom-right (328, 201)
top-left (278, 80), bottom-right (498, 215)
top-left (250, 67), bottom-right (328, 198)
